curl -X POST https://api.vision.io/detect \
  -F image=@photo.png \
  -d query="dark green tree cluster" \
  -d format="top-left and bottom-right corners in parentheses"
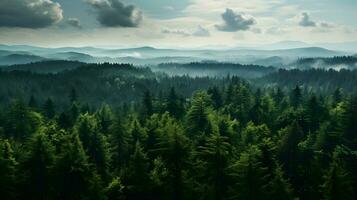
top-left (1, 77), bottom-right (357, 200)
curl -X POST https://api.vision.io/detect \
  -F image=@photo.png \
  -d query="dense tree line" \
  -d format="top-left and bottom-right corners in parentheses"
top-left (293, 56), bottom-right (357, 69)
top-left (155, 62), bottom-right (276, 78)
top-left (1, 71), bottom-right (357, 200)
top-left (0, 63), bottom-right (229, 109)
top-left (259, 68), bottom-right (357, 93)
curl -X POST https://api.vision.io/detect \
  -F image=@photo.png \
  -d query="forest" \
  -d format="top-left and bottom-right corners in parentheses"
top-left (1, 61), bottom-right (357, 200)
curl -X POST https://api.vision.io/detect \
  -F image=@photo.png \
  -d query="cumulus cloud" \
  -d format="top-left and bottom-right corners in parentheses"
top-left (162, 28), bottom-right (190, 37)
top-left (0, 0), bottom-right (63, 28)
top-left (299, 12), bottom-right (316, 27)
top-left (67, 18), bottom-right (82, 29)
top-left (215, 8), bottom-right (255, 32)
top-left (86, 0), bottom-right (142, 27)
top-left (193, 25), bottom-right (210, 37)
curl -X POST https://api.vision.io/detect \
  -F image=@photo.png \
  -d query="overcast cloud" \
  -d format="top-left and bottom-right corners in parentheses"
top-left (86, 0), bottom-right (142, 27)
top-left (0, 0), bottom-right (63, 28)
top-left (216, 9), bottom-right (255, 32)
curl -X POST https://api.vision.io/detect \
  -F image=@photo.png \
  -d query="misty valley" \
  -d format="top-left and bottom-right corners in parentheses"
top-left (1, 44), bottom-right (357, 200)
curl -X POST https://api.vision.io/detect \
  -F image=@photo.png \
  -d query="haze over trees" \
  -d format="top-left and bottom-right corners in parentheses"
top-left (0, 61), bottom-right (357, 200)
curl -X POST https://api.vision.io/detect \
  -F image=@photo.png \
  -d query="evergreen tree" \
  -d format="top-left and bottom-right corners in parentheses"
top-left (28, 95), bottom-right (38, 109)
top-left (186, 91), bottom-right (212, 137)
top-left (305, 95), bottom-right (326, 133)
top-left (228, 146), bottom-right (269, 200)
top-left (109, 116), bottom-right (130, 169)
top-left (43, 98), bottom-right (56, 119)
top-left (268, 165), bottom-right (295, 200)
top-left (196, 133), bottom-right (231, 200)
top-left (321, 161), bottom-right (354, 200)
top-left (157, 122), bottom-right (190, 200)
top-left (340, 96), bottom-right (357, 148)
top-left (332, 88), bottom-right (343, 106)
top-left (53, 134), bottom-right (98, 200)
top-left (21, 130), bottom-right (55, 200)
top-left (69, 88), bottom-right (78, 103)
top-left (4, 100), bottom-right (41, 140)
top-left (0, 139), bottom-right (17, 200)
top-left (277, 122), bottom-right (304, 181)
top-left (96, 104), bottom-right (113, 134)
top-left (74, 114), bottom-right (110, 179)
top-left (123, 142), bottom-right (151, 199)
top-left (290, 86), bottom-right (302, 108)
top-left (208, 86), bottom-right (223, 109)
top-left (142, 90), bottom-right (154, 118)
top-left (106, 177), bottom-right (125, 200)
top-left (166, 87), bottom-right (184, 119)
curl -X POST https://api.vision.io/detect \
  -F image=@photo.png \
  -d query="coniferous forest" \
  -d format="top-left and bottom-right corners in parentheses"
top-left (1, 62), bottom-right (357, 200)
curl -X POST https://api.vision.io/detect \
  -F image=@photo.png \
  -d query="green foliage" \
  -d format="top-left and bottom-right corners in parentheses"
top-left (321, 161), bottom-right (354, 200)
top-left (0, 64), bottom-right (356, 200)
top-left (228, 146), bottom-right (269, 200)
top-left (0, 139), bottom-right (17, 200)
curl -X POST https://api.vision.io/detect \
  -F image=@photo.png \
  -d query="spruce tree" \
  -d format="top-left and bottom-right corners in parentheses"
top-left (0, 139), bottom-right (17, 200)
top-left (21, 130), bottom-right (55, 200)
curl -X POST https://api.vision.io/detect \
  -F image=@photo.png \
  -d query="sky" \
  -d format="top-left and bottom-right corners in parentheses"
top-left (0, 0), bottom-right (357, 48)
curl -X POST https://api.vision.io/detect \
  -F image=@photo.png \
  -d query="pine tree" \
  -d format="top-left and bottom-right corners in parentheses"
top-left (109, 116), bottom-right (130, 169)
top-left (129, 119), bottom-right (147, 145)
top-left (157, 122), bottom-right (190, 200)
top-left (332, 88), bottom-right (343, 106)
top-left (43, 98), bottom-right (56, 119)
top-left (21, 130), bottom-right (55, 200)
top-left (0, 139), bottom-right (17, 200)
top-left (5, 100), bottom-right (41, 140)
top-left (106, 177), bottom-right (125, 200)
top-left (74, 114), bottom-right (110, 179)
top-left (53, 134), bottom-right (97, 200)
top-left (268, 165), bottom-right (295, 200)
top-left (186, 91), bottom-right (212, 137)
top-left (28, 95), bottom-right (38, 109)
top-left (69, 88), bottom-right (78, 103)
top-left (166, 87), bottom-right (184, 119)
top-left (273, 87), bottom-right (285, 105)
top-left (340, 96), bottom-right (357, 149)
top-left (305, 95), bottom-right (326, 133)
top-left (228, 146), bottom-right (269, 200)
top-left (96, 104), bottom-right (113, 134)
top-left (142, 90), bottom-right (154, 118)
top-left (196, 133), bottom-right (231, 200)
top-left (208, 86), bottom-right (223, 109)
top-left (123, 142), bottom-right (151, 199)
top-left (290, 86), bottom-right (302, 108)
top-left (277, 122), bottom-right (304, 182)
top-left (321, 161), bottom-right (354, 200)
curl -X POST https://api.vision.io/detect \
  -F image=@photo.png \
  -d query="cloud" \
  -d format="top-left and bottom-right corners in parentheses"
top-left (86, 0), bottom-right (142, 27)
top-left (162, 26), bottom-right (211, 37)
top-left (193, 25), bottom-right (210, 37)
top-left (265, 27), bottom-right (287, 35)
top-left (320, 22), bottom-right (333, 28)
top-left (67, 18), bottom-right (82, 29)
top-left (0, 0), bottom-right (63, 28)
top-left (162, 28), bottom-right (191, 37)
top-left (215, 9), bottom-right (255, 32)
top-left (299, 12), bottom-right (316, 27)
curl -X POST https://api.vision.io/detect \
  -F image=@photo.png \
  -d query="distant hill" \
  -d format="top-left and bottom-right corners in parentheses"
top-left (0, 54), bottom-right (46, 65)
top-left (258, 41), bottom-right (311, 50)
top-left (251, 56), bottom-right (287, 67)
top-left (3, 60), bottom-right (85, 73)
top-left (46, 52), bottom-right (98, 62)
top-left (0, 44), bottom-right (350, 66)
